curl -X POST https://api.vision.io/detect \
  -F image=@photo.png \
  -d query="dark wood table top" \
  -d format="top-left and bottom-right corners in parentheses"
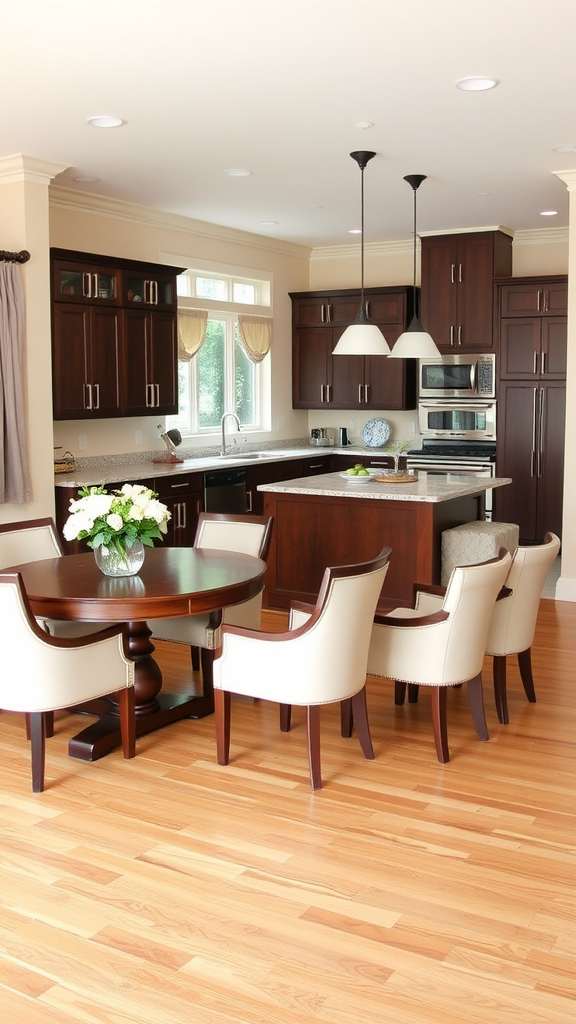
top-left (8, 546), bottom-right (267, 623)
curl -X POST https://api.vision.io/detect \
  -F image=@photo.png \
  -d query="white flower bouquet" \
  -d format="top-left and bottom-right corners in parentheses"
top-left (63, 483), bottom-right (171, 556)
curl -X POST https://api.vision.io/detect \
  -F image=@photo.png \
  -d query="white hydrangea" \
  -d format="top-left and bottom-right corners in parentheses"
top-left (106, 513), bottom-right (123, 532)
top-left (62, 510), bottom-right (94, 540)
top-left (144, 498), bottom-right (168, 525)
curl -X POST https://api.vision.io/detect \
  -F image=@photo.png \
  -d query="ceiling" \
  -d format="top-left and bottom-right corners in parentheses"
top-left (3, 0), bottom-right (576, 249)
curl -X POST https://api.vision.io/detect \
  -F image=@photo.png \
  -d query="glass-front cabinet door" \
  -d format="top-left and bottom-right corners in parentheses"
top-left (122, 271), bottom-right (176, 309)
top-left (52, 259), bottom-right (119, 304)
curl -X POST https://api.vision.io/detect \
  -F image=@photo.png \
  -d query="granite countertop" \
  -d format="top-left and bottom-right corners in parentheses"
top-left (258, 471), bottom-right (512, 503)
top-left (54, 445), bottom-right (371, 489)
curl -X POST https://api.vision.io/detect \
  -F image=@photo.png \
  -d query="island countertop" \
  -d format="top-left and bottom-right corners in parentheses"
top-left (258, 470), bottom-right (511, 503)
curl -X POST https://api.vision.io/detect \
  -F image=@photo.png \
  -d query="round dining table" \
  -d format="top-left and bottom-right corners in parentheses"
top-left (9, 545), bottom-right (267, 761)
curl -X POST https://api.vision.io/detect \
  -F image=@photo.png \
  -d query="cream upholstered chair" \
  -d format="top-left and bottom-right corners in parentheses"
top-left (367, 549), bottom-right (512, 763)
top-left (148, 513), bottom-right (273, 688)
top-left (485, 532), bottom-right (560, 724)
top-left (0, 517), bottom-right (113, 638)
top-left (212, 547), bottom-right (391, 790)
top-left (0, 517), bottom-right (118, 739)
top-left (0, 572), bottom-right (135, 792)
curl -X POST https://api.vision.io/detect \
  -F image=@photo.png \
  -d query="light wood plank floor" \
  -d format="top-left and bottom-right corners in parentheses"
top-left (1, 599), bottom-right (574, 1023)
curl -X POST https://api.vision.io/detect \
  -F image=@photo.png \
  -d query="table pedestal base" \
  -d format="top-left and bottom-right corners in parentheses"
top-left (67, 618), bottom-right (218, 761)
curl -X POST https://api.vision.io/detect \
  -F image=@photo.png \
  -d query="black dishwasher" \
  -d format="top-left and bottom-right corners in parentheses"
top-left (204, 468), bottom-right (247, 513)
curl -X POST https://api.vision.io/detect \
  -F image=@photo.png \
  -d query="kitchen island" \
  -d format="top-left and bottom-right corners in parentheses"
top-left (260, 471), bottom-right (511, 611)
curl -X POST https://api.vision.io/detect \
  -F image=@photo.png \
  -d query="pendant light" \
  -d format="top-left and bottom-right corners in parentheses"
top-left (389, 174), bottom-right (441, 359)
top-left (333, 151), bottom-right (390, 356)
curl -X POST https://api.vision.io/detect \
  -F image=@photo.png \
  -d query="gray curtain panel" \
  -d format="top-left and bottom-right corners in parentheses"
top-left (0, 262), bottom-right (32, 503)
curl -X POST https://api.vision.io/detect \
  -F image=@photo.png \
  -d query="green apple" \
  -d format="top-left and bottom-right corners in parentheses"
top-left (346, 467), bottom-right (359, 475)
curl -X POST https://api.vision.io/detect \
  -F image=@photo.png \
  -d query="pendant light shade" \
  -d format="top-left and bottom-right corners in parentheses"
top-left (333, 151), bottom-right (390, 356)
top-left (389, 174), bottom-right (441, 359)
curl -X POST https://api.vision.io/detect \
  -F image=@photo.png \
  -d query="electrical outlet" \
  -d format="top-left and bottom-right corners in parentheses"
top-left (135, 430), bottom-right (143, 445)
top-left (410, 421), bottom-right (416, 435)
top-left (78, 434), bottom-right (87, 451)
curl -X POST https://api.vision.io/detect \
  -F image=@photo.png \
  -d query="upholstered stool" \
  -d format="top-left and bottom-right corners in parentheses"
top-left (441, 521), bottom-right (519, 586)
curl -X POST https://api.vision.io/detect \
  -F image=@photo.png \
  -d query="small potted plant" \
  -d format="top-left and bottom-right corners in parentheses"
top-left (382, 439), bottom-right (413, 474)
top-left (63, 483), bottom-right (171, 576)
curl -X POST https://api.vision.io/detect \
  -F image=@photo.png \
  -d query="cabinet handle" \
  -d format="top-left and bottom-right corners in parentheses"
top-left (308, 462), bottom-right (325, 469)
top-left (153, 281), bottom-right (159, 305)
top-left (326, 303), bottom-right (332, 322)
top-left (531, 388), bottom-right (538, 477)
top-left (321, 304), bottom-right (326, 322)
top-left (458, 264), bottom-right (463, 283)
top-left (170, 481), bottom-right (188, 489)
top-left (451, 264), bottom-right (456, 284)
top-left (457, 326), bottom-right (462, 346)
top-left (84, 383), bottom-right (92, 410)
top-left (326, 384), bottom-right (332, 403)
top-left (364, 384), bottom-right (369, 402)
top-left (533, 351), bottom-right (538, 375)
top-left (358, 384), bottom-right (364, 403)
top-left (320, 384), bottom-right (325, 403)
top-left (450, 326), bottom-right (455, 346)
top-left (180, 501), bottom-right (186, 529)
top-left (537, 290), bottom-right (542, 312)
top-left (532, 387), bottom-right (541, 479)
top-left (541, 351), bottom-right (546, 375)
top-left (155, 383), bottom-right (160, 407)
top-left (245, 490), bottom-right (253, 513)
top-left (365, 301), bottom-right (371, 319)
top-left (146, 383), bottom-right (154, 407)
top-left (83, 272), bottom-right (92, 298)
top-left (92, 383), bottom-right (100, 409)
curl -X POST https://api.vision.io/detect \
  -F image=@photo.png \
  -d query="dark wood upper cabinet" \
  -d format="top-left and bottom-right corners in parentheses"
top-left (497, 277), bottom-right (568, 380)
top-left (499, 278), bottom-right (567, 317)
top-left (51, 249), bottom-right (184, 420)
top-left (291, 286), bottom-right (416, 410)
top-left (421, 231), bottom-right (512, 351)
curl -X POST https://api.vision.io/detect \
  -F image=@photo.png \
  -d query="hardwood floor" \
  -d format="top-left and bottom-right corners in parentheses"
top-left (1, 599), bottom-right (574, 1023)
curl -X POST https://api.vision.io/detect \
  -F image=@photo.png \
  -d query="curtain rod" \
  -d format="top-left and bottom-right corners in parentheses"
top-left (0, 249), bottom-right (30, 264)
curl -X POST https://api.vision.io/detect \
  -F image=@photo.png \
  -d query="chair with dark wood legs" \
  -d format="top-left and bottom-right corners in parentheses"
top-left (367, 550), bottom-right (512, 763)
top-left (0, 572), bottom-right (135, 792)
top-left (213, 548), bottom-right (391, 790)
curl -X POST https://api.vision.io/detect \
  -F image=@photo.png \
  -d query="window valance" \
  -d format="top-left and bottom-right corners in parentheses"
top-left (238, 314), bottom-right (272, 363)
top-left (178, 308), bottom-right (208, 362)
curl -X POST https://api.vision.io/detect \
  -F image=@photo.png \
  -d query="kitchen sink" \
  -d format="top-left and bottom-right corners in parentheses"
top-left (219, 451), bottom-right (271, 460)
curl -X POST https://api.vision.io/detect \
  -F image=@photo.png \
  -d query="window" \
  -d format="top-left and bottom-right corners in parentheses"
top-left (168, 266), bottom-right (271, 437)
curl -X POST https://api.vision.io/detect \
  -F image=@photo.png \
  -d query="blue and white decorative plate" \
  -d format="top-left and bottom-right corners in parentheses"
top-left (362, 418), bottom-right (391, 448)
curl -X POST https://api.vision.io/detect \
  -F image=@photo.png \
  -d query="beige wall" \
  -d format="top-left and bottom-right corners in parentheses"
top-left (0, 156), bottom-right (66, 525)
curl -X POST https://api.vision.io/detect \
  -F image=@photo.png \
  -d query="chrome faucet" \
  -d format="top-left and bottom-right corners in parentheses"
top-left (220, 412), bottom-right (241, 456)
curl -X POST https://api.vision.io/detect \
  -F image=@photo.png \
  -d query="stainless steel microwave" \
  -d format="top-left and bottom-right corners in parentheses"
top-left (418, 399), bottom-right (497, 441)
top-left (419, 353), bottom-right (496, 399)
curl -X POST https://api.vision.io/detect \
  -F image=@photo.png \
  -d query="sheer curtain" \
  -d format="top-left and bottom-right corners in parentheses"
top-left (0, 262), bottom-right (31, 503)
top-left (238, 314), bottom-right (272, 362)
top-left (178, 308), bottom-right (208, 361)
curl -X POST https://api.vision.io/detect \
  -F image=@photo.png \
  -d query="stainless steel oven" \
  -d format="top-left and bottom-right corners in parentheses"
top-left (406, 441), bottom-right (497, 521)
top-left (418, 399), bottom-right (496, 441)
top-left (419, 353), bottom-right (496, 399)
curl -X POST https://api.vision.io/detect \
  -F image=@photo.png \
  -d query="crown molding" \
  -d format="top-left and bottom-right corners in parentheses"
top-left (49, 186), bottom-right (311, 260)
top-left (514, 226), bottom-right (568, 246)
top-left (553, 169), bottom-right (576, 190)
top-left (418, 224), bottom-right (515, 238)
top-left (0, 154), bottom-right (68, 185)
top-left (311, 238), bottom-right (413, 261)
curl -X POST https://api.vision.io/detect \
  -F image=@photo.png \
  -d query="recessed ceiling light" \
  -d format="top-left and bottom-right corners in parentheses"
top-left (348, 228), bottom-right (362, 235)
top-left (355, 120), bottom-right (374, 130)
top-left (224, 168), bottom-right (252, 177)
top-left (259, 220), bottom-right (279, 226)
top-left (539, 210), bottom-right (558, 216)
top-left (456, 77), bottom-right (498, 92)
top-left (87, 116), bottom-right (125, 128)
top-left (552, 143), bottom-right (576, 153)
top-left (73, 175), bottom-right (100, 183)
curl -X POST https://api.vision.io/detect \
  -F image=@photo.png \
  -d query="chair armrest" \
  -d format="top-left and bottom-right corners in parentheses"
top-left (373, 609), bottom-right (450, 628)
top-left (289, 600), bottom-right (315, 631)
top-left (290, 600), bottom-right (316, 615)
top-left (413, 582), bottom-right (446, 602)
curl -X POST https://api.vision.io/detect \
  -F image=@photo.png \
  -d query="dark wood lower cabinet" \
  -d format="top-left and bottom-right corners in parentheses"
top-left (496, 381), bottom-right (565, 542)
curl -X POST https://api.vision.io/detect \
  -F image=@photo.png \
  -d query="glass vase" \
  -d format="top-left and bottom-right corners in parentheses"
top-left (94, 539), bottom-right (145, 577)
